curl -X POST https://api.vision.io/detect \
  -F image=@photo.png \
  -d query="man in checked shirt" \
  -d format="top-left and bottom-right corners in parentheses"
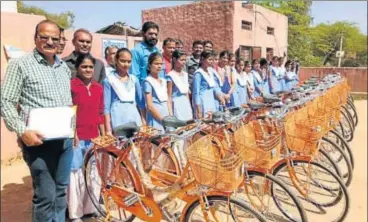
top-left (1, 20), bottom-right (74, 222)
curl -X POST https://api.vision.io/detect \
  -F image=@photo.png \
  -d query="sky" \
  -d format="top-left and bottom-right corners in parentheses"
top-left (23, 1), bottom-right (367, 34)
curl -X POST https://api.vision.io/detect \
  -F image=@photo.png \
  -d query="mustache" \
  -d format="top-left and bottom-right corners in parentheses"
top-left (44, 44), bottom-right (57, 49)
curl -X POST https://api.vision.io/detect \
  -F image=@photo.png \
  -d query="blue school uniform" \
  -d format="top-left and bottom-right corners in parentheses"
top-left (217, 66), bottom-right (232, 107)
top-left (232, 71), bottom-right (247, 107)
top-left (278, 67), bottom-right (286, 91)
top-left (167, 70), bottom-right (193, 121)
top-left (144, 76), bottom-right (170, 131)
top-left (103, 72), bottom-right (144, 128)
top-left (209, 67), bottom-right (223, 111)
top-left (284, 71), bottom-right (298, 91)
top-left (252, 70), bottom-right (265, 97)
top-left (269, 66), bottom-right (282, 94)
top-left (192, 68), bottom-right (221, 117)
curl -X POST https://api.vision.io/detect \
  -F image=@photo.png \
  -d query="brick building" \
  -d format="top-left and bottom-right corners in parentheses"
top-left (142, 1), bottom-right (288, 61)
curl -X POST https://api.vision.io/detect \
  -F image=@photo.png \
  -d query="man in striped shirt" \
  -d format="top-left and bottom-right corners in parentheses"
top-left (1, 20), bottom-right (74, 222)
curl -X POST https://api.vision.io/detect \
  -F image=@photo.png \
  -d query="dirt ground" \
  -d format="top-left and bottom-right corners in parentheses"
top-left (1, 100), bottom-right (367, 222)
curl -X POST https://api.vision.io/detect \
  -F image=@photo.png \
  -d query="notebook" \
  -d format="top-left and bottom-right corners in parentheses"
top-left (26, 106), bottom-right (77, 140)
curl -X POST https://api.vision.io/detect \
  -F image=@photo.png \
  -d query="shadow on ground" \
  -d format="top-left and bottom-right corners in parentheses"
top-left (1, 176), bottom-right (33, 222)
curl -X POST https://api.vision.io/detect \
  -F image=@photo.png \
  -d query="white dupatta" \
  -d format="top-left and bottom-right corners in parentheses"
top-left (252, 70), bottom-right (263, 83)
top-left (286, 71), bottom-right (297, 80)
top-left (146, 76), bottom-right (168, 102)
top-left (168, 70), bottom-right (189, 94)
top-left (197, 68), bottom-right (216, 87)
top-left (106, 72), bottom-right (136, 102)
top-left (234, 69), bottom-right (246, 86)
top-left (209, 67), bottom-right (223, 87)
top-left (245, 72), bottom-right (255, 89)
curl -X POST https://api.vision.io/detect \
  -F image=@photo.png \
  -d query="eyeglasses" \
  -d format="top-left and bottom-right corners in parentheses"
top-left (37, 35), bottom-right (60, 43)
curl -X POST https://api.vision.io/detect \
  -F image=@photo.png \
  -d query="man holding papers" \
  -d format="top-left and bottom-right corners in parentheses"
top-left (1, 20), bottom-right (74, 222)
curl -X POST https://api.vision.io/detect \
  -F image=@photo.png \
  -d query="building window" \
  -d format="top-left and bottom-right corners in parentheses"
top-left (266, 48), bottom-right (274, 61)
top-left (267, 27), bottom-right (275, 35)
top-left (252, 47), bottom-right (262, 60)
top-left (241, 20), bottom-right (252, 30)
top-left (238, 46), bottom-right (252, 61)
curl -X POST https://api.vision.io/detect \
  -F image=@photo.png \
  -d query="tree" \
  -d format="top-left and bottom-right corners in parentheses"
top-left (17, 1), bottom-right (75, 29)
top-left (310, 21), bottom-right (367, 66)
top-left (254, 0), bottom-right (320, 66)
top-left (254, 1), bottom-right (367, 67)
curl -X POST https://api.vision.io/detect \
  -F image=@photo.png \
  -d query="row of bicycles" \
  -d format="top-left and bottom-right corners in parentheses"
top-left (83, 73), bottom-right (358, 222)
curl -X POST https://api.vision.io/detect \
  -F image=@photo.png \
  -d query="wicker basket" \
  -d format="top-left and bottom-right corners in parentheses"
top-left (284, 106), bottom-right (326, 156)
top-left (91, 135), bottom-right (117, 148)
top-left (233, 120), bottom-right (281, 169)
top-left (186, 135), bottom-right (244, 191)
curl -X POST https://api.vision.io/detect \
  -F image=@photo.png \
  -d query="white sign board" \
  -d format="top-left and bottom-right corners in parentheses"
top-left (336, 51), bottom-right (345, 58)
top-left (102, 38), bottom-right (127, 57)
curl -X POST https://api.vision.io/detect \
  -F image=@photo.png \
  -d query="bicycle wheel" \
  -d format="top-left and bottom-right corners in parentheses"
top-left (273, 160), bottom-right (350, 222)
top-left (182, 195), bottom-right (267, 222)
top-left (83, 148), bottom-right (141, 222)
top-left (341, 105), bottom-right (355, 132)
top-left (319, 137), bottom-right (353, 187)
top-left (348, 94), bottom-right (354, 104)
top-left (339, 108), bottom-right (354, 142)
top-left (346, 100), bottom-right (358, 127)
top-left (315, 148), bottom-right (342, 185)
top-left (325, 130), bottom-right (354, 169)
top-left (239, 171), bottom-right (308, 222)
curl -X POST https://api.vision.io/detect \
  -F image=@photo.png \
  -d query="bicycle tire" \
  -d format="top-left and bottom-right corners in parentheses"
top-left (182, 195), bottom-right (267, 222)
top-left (339, 108), bottom-right (354, 142)
top-left (272, 160), bottom-right (350, 222)
top-left (328, 130), bottom-right (354, 169)
top-left (341, 105), bottom-right (355, 132)
top-left (348, 94), bottom-right (354, 104)
top-left (319, 137), bottom-right (353, 187)
top-left (316, 148), bottom-right (342, 183)
top-left (346, 100), bottom-right (358, 127)
top-left (83, 148), bottom-right (140, 222)
top-left (244, 171), bottom-right (308, 222)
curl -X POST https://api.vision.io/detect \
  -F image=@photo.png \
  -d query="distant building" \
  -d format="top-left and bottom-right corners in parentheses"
top-left (1, 1), bottom-right (17, 13)
top-left (142, 1), bottom-right (288, 61)
top-left (96, 22), bottom-right (141, 37)
top-left (95, 21), bottom-right (164, 51)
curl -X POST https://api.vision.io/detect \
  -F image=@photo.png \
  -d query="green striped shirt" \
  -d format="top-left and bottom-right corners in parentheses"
top-left (1, 49), bottom-right (72, 136)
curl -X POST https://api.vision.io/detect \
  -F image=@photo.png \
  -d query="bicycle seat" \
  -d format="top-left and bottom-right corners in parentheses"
top-left (263, 94), bottom-right (281, 103)
top-left (228, 107), bottom-right (249, 116)
top-left (113, 122), bottom-right (139, 138)
top-left (248, 102), bottom-right (266, 109)
top-left (212, 111), bottom-right (225, 123)
top-left (162, 116), bottom-right (187, 129)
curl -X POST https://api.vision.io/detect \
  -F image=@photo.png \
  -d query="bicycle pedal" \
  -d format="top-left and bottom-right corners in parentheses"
top-left (123, 193), bottom-right (139, 207)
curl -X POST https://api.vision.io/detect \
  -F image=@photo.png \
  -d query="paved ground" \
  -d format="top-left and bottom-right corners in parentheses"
top-left (1, 100), bottom-right (367, 222)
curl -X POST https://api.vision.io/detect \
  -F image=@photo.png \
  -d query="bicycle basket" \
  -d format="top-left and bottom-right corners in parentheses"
top-left (186, 135), bottom-right (244, 191)
top-left (233, 120), bottom-right (281, 168)
top-left (284, 108), bottom-right (324, 156)
top-left (91, 135), bottom-right (116, 148)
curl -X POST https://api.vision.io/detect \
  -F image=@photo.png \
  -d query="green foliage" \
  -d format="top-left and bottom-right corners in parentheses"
top-left (310, 21), bottom-right (367, 66)
top-left (254, 0), bottom-right (319, 66)
top-left (254, 0), bottom-right (367, 67)
top-left (17, 1), bottom-right (74, 29)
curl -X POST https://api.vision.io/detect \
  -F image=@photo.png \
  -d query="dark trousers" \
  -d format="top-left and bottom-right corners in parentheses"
top-left (21, 138), bottom-right (73, 222)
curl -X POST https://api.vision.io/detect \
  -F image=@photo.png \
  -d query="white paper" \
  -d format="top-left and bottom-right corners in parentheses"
top-left (26, 107), bottom-right (76, 140)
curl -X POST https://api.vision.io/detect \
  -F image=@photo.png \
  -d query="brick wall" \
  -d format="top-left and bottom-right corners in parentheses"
top-left (142, 1), bottom-right (235, 54)
top-left (299, 67), bottom-right (368, 93)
